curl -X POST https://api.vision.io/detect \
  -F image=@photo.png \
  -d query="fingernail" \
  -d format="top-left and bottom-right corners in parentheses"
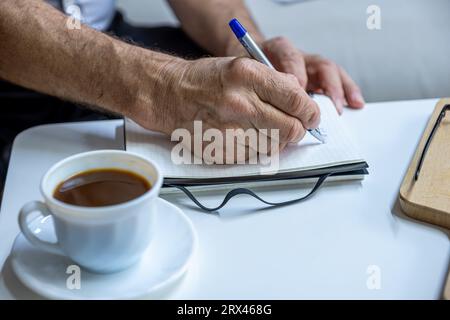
top-left (351, 92), bottom-right (365, 106)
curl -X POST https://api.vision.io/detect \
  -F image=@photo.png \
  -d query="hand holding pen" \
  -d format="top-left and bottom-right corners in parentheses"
top-left (229, 18), bottom-right (326, 143)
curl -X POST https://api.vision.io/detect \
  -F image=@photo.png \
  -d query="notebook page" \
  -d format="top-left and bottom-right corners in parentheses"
top-left (125, 95), bottom-right (364, 178)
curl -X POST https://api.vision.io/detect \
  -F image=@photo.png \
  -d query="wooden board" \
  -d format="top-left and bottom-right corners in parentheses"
top-left (399, 98), bottom-right (450, 300)
top-left (444, 270), bottom-right (450, 300)
top-left (399, 98), bottom-right (450, 229)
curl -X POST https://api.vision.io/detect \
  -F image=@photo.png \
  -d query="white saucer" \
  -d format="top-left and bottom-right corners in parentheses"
top-left (10, 198), bottom-right (197, 300)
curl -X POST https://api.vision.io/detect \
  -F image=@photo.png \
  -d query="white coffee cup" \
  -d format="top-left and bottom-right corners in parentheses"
top-left (18, 150), bottom-right (163, 274)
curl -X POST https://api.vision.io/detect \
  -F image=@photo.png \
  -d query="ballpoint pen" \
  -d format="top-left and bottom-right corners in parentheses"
top-left (229, 18), bottom-right (326, 143)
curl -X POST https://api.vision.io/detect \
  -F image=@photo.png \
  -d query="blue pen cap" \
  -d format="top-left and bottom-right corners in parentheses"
top-left (229, 18), bottom-right (247, 38)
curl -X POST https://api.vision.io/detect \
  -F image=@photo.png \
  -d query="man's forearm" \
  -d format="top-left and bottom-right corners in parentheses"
top-left (0, 0), bottom-right (182, 131)
top-left (167, 0), bottom-right (265, 56)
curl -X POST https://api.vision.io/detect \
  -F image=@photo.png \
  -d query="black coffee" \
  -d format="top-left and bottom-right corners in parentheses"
top-left (54, 168), bottom-right (151, 207)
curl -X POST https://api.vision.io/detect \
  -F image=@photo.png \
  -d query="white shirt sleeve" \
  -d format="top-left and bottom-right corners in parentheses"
top-left (47, 0), bottom-right (116, 31)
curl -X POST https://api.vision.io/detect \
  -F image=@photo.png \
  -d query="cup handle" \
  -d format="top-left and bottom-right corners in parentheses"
top-left (19, 201), bottom-right (63, 255)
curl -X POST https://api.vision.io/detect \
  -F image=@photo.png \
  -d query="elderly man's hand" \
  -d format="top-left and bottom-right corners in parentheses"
top-left (228, 36), bottom-right (365, 114)
top-left (133, 56), bottom-right (320, 158)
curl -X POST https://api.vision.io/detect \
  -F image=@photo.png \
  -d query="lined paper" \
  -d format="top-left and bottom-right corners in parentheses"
top-left (125, 95), bottom-right (363, 178)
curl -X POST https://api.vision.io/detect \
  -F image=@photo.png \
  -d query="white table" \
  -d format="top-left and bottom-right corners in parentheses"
top-left (0, 99), bottom-right (449, 299)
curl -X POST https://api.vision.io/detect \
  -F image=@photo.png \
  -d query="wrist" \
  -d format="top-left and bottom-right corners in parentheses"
top-left (90, 40), bottom-right (149, 120)
top-left (120, 47), bottom-right (189, 134)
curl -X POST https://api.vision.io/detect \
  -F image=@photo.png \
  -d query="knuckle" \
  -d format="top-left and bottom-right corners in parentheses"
top-left (285, 119), bottom-right (304, 143)
top-left (224, 92), bottom-right (247, 112)
top-left (306, 104), bottom-right (321, 128)
top-left (285, 73), bottom-right (298, 84)
top-left (286, 91), bottom-right (305, 115)
top-left (229, 57), bottom-right (254, 75)
top-left (320, 59), bottom-right (336, 70)
top-left (272, 36), bottom-right (289, 45)
top-left (266, 73), bottom-right (280, 89)
top-left (246, 101), bottom-right (262, 119)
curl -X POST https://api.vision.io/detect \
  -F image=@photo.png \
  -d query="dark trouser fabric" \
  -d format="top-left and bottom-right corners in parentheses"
top-left (0, 11), bottom-right (208, 198)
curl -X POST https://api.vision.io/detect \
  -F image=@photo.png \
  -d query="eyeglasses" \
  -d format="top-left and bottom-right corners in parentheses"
top-left (414, 104), bottom-right (449, 181)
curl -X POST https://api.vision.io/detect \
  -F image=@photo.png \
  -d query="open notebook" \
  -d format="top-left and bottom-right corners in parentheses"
top-left (125, 95), bottom-right (368, 194)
